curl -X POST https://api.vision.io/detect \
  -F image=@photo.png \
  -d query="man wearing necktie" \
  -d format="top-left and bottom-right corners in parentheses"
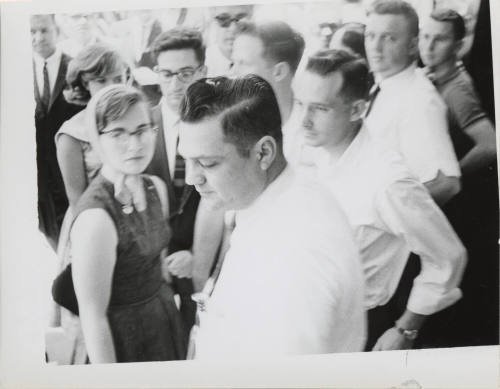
top-left (31, 14), bottom-right (83, 249)
top-left (146, 27), bottom-right (210, 335)
top-left (364, 0), bottom-right (461, 207)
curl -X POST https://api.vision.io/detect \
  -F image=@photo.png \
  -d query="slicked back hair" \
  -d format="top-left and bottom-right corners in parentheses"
top-left (152, 27), bottom-right (206, 64)
top-left (306, 49), bottom-right (370, 102)
top-left (236, 20), bottom-right (305, 74)
top-left (180, 75), bottom-right (282, 157)
top-left (430, 8), bottom-right (466, 41)
top-left (367, 0), bottom-right (419, 38)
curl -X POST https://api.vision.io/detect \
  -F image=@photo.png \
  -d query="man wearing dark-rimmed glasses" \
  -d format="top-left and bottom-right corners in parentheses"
top-left (206, 5), bottom-right (254, 77)
top-left (146, 27), bottom-right (208, 338)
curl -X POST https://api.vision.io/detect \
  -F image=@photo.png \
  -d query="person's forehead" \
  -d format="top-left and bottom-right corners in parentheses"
top-left (157, 49), bottom-right (200, 68)
top-left (366, 13), bottom-right (409, 33)
top-left (31, 15), bottom-right (56, 29)
top-left (422, 18), bottom-right (454, 35)
top-left (214, 5), bottom-right (252, 16)
top-left (105, 103), bottom-right (151, 128)
top-left (178, 116), bottom-right (227, 156)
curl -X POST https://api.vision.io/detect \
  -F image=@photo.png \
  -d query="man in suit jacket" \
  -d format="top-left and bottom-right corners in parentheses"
top-left (146, 27), bottom-right (208, 332)
top-left (31, 14), bottom-right (83, 249)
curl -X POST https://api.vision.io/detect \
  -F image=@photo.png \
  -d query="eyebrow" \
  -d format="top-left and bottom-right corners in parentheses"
top-left (158, 66), bottom-right (198, 72)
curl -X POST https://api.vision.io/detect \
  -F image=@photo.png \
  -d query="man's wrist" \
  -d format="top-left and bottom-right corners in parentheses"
top-left (394, 320), bottom-right (419, 340)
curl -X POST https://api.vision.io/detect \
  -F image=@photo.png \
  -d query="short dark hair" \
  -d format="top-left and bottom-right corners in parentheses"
top-left (430, 8), bottom-right (466, 41)
top-left (180, 75), bottom-right (282, 157)
top-left (339, 27), bottom-right (367, 59)
top-left (152, 27), bottom-right (206, 64)
top-left (306, 49), bottom-right (370, 101)
top-left (236, 21), bottom-right (305, 74)
top-left (367, 0), bottom-right (419, 38)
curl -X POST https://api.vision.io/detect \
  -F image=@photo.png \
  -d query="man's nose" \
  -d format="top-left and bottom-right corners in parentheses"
top-left (227, 20), bottom-right (239, 33)
top-left (185, 160), bottom-right (205, 186)
top-left (301, 106), bottom-right (314, 127)
top-left (33, 31), bottom-right (44, 43)
top-left (170, 74), bottom-right (183, 91)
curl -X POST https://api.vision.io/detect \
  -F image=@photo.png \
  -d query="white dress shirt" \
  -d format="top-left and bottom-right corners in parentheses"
top-left (160, 98), bottom-right (180, 179)
top-left (293, 128), bottom-right (466, 314)
top-left (205, 44), bottom-right (233, 77)
top-left (365, 64), bottom-right (461, 183)
top-left (195, 166), bottom-right (366, 359)
top-left (33, 48), bottom-right (62, 96)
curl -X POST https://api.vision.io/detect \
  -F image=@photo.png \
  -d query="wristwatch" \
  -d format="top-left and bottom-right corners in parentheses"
top-left (394, 321), bottom-right (419, 340)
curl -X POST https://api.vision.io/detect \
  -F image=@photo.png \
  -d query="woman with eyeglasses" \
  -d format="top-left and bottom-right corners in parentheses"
top-left (69, 84), bottom-right (186, 363)
top-left (49, 44), bottom-right (130, 364)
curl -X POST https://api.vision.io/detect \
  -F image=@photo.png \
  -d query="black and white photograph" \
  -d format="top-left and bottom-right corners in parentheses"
top-left (0, 0), bottom-right (499, 387)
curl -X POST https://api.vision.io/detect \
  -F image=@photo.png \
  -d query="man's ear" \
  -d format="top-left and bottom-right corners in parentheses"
top-left (408, 36), bottom-right (419, 58)
top-left (253, 135), bottom-right (277, 171)
top-left (272, 61), bottom-right (290, 83)
top-left (350, 99), bottom-right (366, 122)
top-left (453, 39), bottom-right (464, 56)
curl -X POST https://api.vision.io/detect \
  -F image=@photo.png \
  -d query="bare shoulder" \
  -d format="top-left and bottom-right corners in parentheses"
top-left (71, 208), bottom-right (117, 243)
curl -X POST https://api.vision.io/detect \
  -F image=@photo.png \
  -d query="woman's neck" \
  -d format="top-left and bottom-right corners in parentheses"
top-left (100, 165), bottom-right (141, 186)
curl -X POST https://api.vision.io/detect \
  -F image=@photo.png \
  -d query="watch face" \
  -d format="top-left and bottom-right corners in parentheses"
top-left (403, 329), bottom-right (418, 340)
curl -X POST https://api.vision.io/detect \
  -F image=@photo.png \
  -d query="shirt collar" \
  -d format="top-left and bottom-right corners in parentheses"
top-left (236, 164), bottom-right (293, 226)
top-left (33, 47), bottom-right (62, 68)
top-left (315, 124), bottom-right (367, 170)
top-left (160, 97), bottom-right (180, 127)
top-left (428, 63), bottom-right (463, 88)
top-left (376, 62), bottom-right (416, 91)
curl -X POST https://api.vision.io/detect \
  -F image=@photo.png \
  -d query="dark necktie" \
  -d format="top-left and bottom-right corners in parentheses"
top-left (41, 61), bottom-right (51, 112)
top-left (173, 136), bottom-right (185, 200)
top-left (212, 211), bottom-right (237, 283)
top-left (365, 83), bottom-right (380, 118)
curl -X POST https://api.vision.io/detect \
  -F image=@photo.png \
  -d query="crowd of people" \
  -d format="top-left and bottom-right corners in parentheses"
top-left (30, 0), bottom-right (498, 365)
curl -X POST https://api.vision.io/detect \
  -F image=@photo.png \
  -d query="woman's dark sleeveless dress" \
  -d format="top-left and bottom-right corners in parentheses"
top-left (74, 173), bottom-right (187, 362)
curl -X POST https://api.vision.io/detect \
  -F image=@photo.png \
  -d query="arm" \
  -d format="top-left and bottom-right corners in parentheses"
top-left (373, 178), bottom-right (467, 350)
top-left (423, 170), bottom-right (461, 206)
top-left (399, 88), bottom-right (461, 204)
top-left (71, 209), bottom-right (118, 363)
top-left (190, 199), bottom-right (225, 291)
top-left (459, 118), bottom-right (497, 175)
top-left (56, 134), bottom-right (88, 208)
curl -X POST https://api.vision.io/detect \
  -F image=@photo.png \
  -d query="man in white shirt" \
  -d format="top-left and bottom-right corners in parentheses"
top-left (178, 75), bottom-right (366, 358)
top-left (205, 5), bottom-right (254, 77)
top-left (31, 14), bottom-right (83, 248)
top-left (290, 49), bottom-right (466, 351)
top-left (364, 0), bottom-right (461, 206)
top-left (146, 27), bottom-right (209, 334)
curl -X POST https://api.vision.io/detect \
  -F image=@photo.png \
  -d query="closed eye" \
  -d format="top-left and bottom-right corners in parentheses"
top-left (198, 160), bottom-right (218, 168)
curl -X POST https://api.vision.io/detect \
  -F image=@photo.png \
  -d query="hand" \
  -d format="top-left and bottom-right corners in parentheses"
top-left (372, 327), bottom-right (414, 351)
top-left (166, 250), bottom-right (194, 278)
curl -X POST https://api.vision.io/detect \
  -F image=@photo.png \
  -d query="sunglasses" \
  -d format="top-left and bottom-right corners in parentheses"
top-left (214, 12), bottom-right (249, 28)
